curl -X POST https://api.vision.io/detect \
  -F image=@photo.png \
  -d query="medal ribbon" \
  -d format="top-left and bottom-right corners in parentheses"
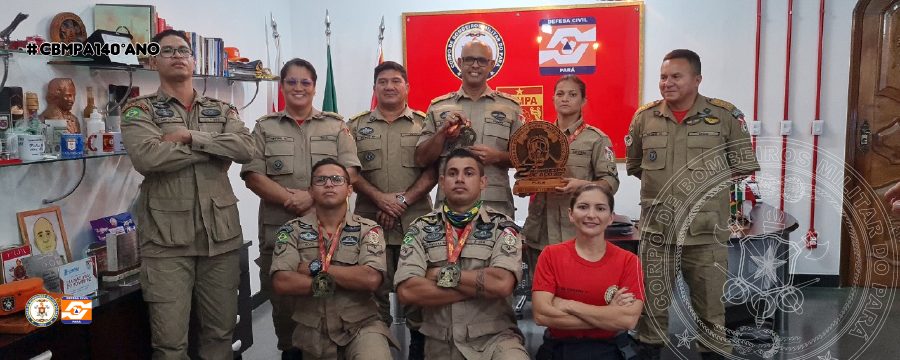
top-left (317, 220), bottom-right (346, 273)
top-left (564, 122), bottom-right (588, 144)
top-left (444, 216), bottom-right (477, 264)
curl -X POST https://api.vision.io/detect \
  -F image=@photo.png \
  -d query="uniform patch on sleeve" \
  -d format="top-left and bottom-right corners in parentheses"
top-left (624, 134), bottom-right (633, 147)
top-left (123, 103), bottom-right (148, 122)
top-left (605, 147), bottom-right (615, 162)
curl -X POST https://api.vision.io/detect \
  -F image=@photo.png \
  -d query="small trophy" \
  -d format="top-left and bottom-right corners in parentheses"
top-left (510, 120), bottom-right (569, 195)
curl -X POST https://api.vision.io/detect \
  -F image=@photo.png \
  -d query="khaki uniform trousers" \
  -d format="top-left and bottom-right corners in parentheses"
top-left (299, 321), bottom-right (394, 360)
top-left (141, 249), bottom-right (240, 360)
top-left (424, 334), bottom-right (529, 360)
top-left (637, 242), bottom-right (732, 354)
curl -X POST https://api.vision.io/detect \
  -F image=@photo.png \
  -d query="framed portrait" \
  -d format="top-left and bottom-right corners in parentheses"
top-left (17, 206), bottom-right (72, 264)
top-left (93, 4), bottom-right (156, 46)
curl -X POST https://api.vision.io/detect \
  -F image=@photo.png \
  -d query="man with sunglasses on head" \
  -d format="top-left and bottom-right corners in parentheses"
top-left (270, 158), bottom-right (395, 360)
top-left (241, 58), bottom-right (361, 359)
top-left (347, 61), bottom-right (437, 359)
top-left (121, 29), bottom-right (256, 359)
top-left (415, 40), bottom-right (523, 219)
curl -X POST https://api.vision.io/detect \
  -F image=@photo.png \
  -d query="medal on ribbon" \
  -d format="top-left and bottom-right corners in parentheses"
top-left (436, 219), bottom-right (476, 288)
top-left (311, 220), bottom-right (346, 298)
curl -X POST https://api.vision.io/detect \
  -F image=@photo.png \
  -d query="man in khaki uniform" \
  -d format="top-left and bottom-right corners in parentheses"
top-left (396, 149), bottom-right (528, 360)
top-left (121, 30), bottom-right (256, 359)
top-left (271, 158), bottom-right (394, 360)
top-left (242, 58), bottom-right (361, 359)
top-left (626, 49), bottom-right (759, 360)
top-left (415, 40), bottom-right (523, 218)
top-left (347, 61), bottom-right (437, 356)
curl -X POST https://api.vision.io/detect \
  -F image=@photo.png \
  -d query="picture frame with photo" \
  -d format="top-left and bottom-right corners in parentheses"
top-left (17, 206), bottom-right (72, 264)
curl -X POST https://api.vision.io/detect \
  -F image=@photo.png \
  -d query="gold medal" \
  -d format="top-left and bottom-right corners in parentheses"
top-left (436, 263), bottom-right (462, 288)
top-left (312, 272), bottom-right (335, 297)
top-left (458, 126), bottom-right (477, 147)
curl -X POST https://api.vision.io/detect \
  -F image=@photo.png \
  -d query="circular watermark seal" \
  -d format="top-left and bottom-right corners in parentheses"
top-left (444, 21), bottom-right (505, 80)
top-left (638, 135), bottom-right (896, 360)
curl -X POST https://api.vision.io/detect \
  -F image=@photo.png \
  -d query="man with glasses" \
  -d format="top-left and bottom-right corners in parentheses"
top-left (121, 29), bottom-right (256, 359)
top-left (270, 158), bottom-right (395, 359)
top-left (347, 60), bottom-right (437, 359)
top-left (241, 58), bottom-right (360, 360)
top-left (414, 40), bottom-right (523, 219)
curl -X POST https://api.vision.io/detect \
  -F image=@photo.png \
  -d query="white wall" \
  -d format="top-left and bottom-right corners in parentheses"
top-left (287, 0), bottom-right (857, 276)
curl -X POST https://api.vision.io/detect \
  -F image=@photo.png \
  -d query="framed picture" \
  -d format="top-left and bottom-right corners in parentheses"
top-left (17, 206), bottom-right (71, 264)
top-left (93, 4), bottom-right (156, 46)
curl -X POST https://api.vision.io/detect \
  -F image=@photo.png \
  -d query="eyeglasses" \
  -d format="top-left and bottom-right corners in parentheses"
top-left (158, 46), bottom-right (193, 58)
top-left (284, 78), bottom-right (314, 88)
top-left (312, 175), bottom-right (346, 186)
top-left (460, 56), bottom-right (490, 66)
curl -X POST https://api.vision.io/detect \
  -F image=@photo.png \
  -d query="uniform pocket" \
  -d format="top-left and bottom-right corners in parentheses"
top-left (467, 318), bottom-right (512, 349)
top-left (686, 135), bottom-right (723, 171)
top-left (140, 259), bottom-right (185, 302)
top-left (640, 135), bottom-right (668, 171)
top-left (689, 211), bottom-right (720, 236)
top-left (147, 198), bottom-right (194, 247)
top-left (310, 136), bottom-right (339, 165)
top-left (265, 140), bottom-right (295, 176)
top-left (211, 194), bottom-right (241, 241)
top-left (333, 244), bottom-right (361, 265)
top-left (198, 116), bottom-right (226, 133)
top-left (483, 122), bottom-right (512, 150)
top-left (401, 133), bottom-right (419, 168)
top-left (357, 137), bottom-right (383, 171)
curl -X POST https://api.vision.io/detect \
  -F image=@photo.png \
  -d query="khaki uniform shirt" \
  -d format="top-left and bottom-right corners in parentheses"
top-left (394, 206), bottom-right (524, 360)
top-left (523, 118), bottom-right (620, 250)
top-left (121, 89), bottom-right (256, 257)
top-left (348, 107), bottom-right (433, 246)
top-left (240, 109), bottom-right (361, 253)
top-left (625, 95), bottom-right (760, 245)
top-left (269, 210), bottom-right (389, 357)
top-left (418, 88), bottom-right (523, 217)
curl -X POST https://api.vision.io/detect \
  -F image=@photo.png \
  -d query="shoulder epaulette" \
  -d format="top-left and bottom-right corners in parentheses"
top-left (498, 220), bottom-right (522, 233)
top-left (494, 91), bottom-right (521, 105)
top-left (353, 214), bottom-right (378, 227)
top-left (635, 100), bottom-right (662, 114)
top-left (127, 94), bottom-right (154, 103)
top-left (413, 211), bottom-right (441, 226)
top-left (349, 110), bottom-right (372, 123)
top-left (319, 111), bottom-right (344, 120)
top-left (430, 92), bottom-right (457, 105)
top-left (707, 98), bottom-right (744, 119)
top-left (412, 110), bottom-right (427, 118)
top-left (255, 112), bottom-right (284, 122)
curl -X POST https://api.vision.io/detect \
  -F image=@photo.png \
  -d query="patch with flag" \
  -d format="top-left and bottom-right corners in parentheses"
top-left (538, 17), bottom-right (598, 75)
top-left (496, 86), bottom-right (544, 121)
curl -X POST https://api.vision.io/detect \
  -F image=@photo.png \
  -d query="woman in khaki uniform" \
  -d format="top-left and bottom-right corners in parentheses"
top-left (523, 75), bottom-right (620, 277)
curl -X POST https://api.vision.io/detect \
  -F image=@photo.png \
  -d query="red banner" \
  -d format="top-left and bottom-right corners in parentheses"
top-left (403, 2), bottom-right (643, 157)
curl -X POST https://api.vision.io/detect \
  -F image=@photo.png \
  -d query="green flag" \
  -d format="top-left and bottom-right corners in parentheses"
top-left (322, 44), bottom-right (338, 113)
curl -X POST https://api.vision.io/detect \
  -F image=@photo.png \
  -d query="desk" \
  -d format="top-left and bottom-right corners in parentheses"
top-left (0, 241), bottom-right (254, 360)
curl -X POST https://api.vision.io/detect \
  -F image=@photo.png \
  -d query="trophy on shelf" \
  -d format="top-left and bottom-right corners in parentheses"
top-left (509, 120), bottom-right (570, 195)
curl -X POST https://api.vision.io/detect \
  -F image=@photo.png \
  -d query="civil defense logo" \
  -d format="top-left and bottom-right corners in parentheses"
top-left (538, 17), bottom-right (597, 75)
top-left (445, 22), bottom-right (505, 80)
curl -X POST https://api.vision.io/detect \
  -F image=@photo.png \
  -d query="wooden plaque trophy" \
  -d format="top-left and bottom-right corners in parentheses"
top-left (509, 120), bottom-right (569, 195)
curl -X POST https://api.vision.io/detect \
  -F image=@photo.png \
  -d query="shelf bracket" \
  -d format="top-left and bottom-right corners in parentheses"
top-left (202, 77), bottom-right (208, 96)
top-left (110, 67), bottom-right (136, 113)
top-left (43, 158), bottom-right (86, 204)
top-left (239, 80), bottom-right (261, 110)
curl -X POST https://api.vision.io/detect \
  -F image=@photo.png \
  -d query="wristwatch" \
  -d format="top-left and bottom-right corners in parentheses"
top-left (308, 259), bottom-right (323, 277)
top-left (396, 193), bottom-right (408, 206)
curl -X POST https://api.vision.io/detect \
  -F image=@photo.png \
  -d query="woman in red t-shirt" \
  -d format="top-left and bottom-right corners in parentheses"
top-left (532, 183), bottom-right (644, 360)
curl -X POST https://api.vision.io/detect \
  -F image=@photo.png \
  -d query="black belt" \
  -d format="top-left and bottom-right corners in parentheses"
top-left (536, 331), bottom-right (638, 360)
